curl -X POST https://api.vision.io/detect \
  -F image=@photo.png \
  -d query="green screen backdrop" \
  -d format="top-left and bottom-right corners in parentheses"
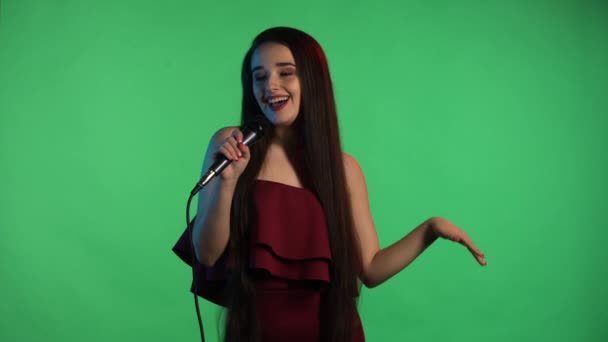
top-left (1, 0), bottom-right (606, 341)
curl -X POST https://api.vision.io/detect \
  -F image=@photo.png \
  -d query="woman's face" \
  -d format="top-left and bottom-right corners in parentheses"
top-left (251, 42), bottom-right (301, 127)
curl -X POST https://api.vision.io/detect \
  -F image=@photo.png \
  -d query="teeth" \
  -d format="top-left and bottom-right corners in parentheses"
top-left (268, 96), bottom-right (289, 104)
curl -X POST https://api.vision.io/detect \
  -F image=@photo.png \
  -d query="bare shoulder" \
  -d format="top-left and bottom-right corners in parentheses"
top-left (342, 152), bottom-right (367, 190)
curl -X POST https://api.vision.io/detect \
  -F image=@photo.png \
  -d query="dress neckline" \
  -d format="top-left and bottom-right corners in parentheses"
top-left (254, 179), bottom-right (313, 194)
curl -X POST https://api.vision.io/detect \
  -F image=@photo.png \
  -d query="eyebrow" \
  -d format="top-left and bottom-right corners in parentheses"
top-left (251, 62), bottom-right (296, 72)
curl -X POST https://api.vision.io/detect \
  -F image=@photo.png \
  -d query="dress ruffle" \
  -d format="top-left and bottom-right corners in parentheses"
top-left (172, 180), bottom-right (332, 307)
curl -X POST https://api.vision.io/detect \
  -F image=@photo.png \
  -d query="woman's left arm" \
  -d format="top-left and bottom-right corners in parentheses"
top-left (343, 154), bottom-right (486, 289)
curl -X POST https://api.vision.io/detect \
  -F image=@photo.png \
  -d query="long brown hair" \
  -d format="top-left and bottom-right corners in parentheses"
top-left (224, 27), bottom-right (362, 342)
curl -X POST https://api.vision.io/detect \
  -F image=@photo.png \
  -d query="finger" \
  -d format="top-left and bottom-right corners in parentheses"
top-left (465, 244), bottom-right (487, 266)
top-left (219, 145), bottom-right (237, 161)
top-left (222, 137), bottom-right (239, 160)
top-left (225, 137), bottom-right (241, 159)
top-left (456, 236), bottom-right (486, 264)
top-left (476, 254), bottom-right (487, 266)
top-left (233, 129), bottom-right (244, 144)
top-left (219, 145), bottom-right (236, 160)
top-left (460, 235), bottom-right (484, 256)
top-left (238, 142), bottom-right (250, 159)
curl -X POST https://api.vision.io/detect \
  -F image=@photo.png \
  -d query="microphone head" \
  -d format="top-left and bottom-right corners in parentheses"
top-left (242, 116), bottom-right (271, 145)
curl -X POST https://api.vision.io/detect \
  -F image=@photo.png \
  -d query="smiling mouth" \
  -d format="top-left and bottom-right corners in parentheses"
top-left (266, 96), bottom-right (290, 110)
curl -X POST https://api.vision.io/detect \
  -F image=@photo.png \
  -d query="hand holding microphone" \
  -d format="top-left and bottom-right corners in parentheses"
top-left (191, 117), bottom-right (269, 195)
top-left (214, 128), bottom-right (250, 182)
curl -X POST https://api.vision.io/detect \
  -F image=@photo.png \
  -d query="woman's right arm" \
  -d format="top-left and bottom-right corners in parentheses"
top-left (192, 126), bottom-right (250, 267)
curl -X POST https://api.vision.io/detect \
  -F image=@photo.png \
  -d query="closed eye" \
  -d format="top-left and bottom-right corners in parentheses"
top-left (253, 70), bottom-right (295, 82)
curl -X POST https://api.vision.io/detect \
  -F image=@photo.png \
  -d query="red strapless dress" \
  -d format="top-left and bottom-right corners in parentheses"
top-left (172, 179), bottom-right (365, 341)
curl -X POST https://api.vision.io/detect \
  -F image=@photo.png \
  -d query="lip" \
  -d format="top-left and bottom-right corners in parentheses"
top-left (267, 97), bottom-right (290, 112)
top-left (265, 95), bottom-right (290, 104)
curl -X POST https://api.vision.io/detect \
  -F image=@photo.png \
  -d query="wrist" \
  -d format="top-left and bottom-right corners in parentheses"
top-left (425, 217), bottom-right (441, 240)
top-left (218, 178), bottom-right (238, 190)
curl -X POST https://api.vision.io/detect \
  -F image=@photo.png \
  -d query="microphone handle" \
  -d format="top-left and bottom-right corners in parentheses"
top-left (190, 131), bottom-right (259, 195)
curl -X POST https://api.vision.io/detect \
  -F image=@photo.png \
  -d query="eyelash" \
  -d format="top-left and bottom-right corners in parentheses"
top-left (254, 72), bottom-right (294, 81)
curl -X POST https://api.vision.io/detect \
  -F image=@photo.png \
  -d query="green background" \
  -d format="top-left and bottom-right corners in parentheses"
top-left (1, 0), bottom-right (606, 341)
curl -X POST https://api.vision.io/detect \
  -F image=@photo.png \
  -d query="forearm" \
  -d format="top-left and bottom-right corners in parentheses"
top-left (363, 218), bottom-right (438, 288)
top-left (192, 179), bottom-right (237, 267)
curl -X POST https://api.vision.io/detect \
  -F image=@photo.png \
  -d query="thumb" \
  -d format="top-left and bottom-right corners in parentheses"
top-left (233, 128), bottom-right (244, 143)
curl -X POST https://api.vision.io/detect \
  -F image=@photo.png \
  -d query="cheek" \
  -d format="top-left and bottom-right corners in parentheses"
top-left (252, 87), bottom-right (263, 102)
top-left (291, 81), bottom-right (301, 100)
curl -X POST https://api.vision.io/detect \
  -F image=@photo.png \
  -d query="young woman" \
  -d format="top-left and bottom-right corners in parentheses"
top-left (173, 26), bottom-right (487, 342)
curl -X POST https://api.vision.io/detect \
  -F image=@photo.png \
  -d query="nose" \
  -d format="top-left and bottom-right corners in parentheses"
top-left (264, 72), bottom-right (280, 91)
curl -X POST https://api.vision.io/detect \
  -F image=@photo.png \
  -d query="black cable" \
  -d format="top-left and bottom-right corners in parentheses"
top-left (184, 116), bottom-right (269, 341)
top-left (186, 192), bottom-right (205, 341)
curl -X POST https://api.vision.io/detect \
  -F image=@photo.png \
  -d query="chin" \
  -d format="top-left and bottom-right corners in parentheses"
top-left (265, 112), bottom-right (297, 127)
top-left (275, 117), bottom-right (298, 127)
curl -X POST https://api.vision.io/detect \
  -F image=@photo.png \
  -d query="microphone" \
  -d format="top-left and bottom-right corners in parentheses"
top-left (190, 117), bottom-right (270, 195)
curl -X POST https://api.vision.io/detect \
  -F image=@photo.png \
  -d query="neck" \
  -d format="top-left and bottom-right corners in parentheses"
top-left (271, 125), bottom-right (299, 150)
